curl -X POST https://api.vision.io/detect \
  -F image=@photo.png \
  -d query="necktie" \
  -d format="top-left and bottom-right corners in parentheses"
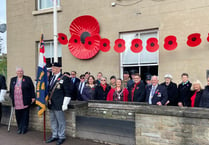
top-left (50, 76), bottom-right (55, 88)
top-left (149, 86), bottom-right (155, 104)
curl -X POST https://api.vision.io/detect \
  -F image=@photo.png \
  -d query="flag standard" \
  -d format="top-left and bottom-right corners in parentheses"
top-left (36, 34), bottom-right (48, 117)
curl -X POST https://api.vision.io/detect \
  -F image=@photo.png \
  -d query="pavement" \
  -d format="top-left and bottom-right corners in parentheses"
top-left (0, 125), bottom-right (107, 145)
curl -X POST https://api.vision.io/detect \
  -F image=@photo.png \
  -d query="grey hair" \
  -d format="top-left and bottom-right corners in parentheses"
top-left (151, 75), bottom-right (159, 80)
top-left (101, 76), bottom-right (107, 80)
top-left (191, 80), bottom-right (203, 91)
top-left (16, 67), bottom-right (24, 73)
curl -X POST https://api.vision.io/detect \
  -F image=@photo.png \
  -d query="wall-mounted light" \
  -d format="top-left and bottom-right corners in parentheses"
top-left (111, 2), bottom-right (116, 7)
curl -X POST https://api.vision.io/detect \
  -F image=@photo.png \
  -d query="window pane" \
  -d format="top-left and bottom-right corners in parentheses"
top-left (38, 0), bottom-right (60, 10)
top-left (140, 32), bottom-right (159, 64)
top-left (121, 32), bottom-right (139, 65)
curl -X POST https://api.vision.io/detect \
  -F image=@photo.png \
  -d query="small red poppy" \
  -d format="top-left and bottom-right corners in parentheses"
top-left (114, 39), bottom-right (126, 53)
top-left (58, 33), bottom-right (68, 45)
top-left (146, 38), bottom-right (159, 52)
top-left (207, 33), bottom-right (209, 42)
top-left (100, 38), bottom-right (110, 52)
top-left (164, 35), bottom-right (177, 51)
top-left (186, 33), bottom-right (201, 47)
top-left (84, 36), bottom-right (100, 50)
top-left (22, 79), bottom-right (25, 82)
top-left (130, 38), bottom-right (143, 53)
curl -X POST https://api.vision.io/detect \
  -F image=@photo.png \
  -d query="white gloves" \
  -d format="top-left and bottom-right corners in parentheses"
top-left (0, 89), bottom-right (7, 102)
top-left (62, 97), bottom-right (71, 111)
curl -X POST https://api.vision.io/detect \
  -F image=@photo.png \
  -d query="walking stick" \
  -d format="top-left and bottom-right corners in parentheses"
top-left (44, 111), bottom-right (46, 141)
top-left (8, 106), bottom-right (14, 132)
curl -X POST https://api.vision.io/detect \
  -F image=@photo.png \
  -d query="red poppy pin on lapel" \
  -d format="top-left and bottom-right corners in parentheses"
top-left (164, 35), bottom-right (177, 51)
top-left (146, 37), bottom-right (159, 52)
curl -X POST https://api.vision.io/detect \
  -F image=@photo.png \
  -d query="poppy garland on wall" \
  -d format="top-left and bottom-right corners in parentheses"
top-left (58, 15), bottom-right (209, 60)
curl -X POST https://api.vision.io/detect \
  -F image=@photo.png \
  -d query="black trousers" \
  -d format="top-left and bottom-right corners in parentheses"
top-left (15, 107), bottom-right (29, 131)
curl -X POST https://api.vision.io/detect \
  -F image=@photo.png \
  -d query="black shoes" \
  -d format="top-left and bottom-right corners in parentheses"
top-left (56, 139), bottom-right (65, 145)
top-left (46, 137), bottom-right (58, 143)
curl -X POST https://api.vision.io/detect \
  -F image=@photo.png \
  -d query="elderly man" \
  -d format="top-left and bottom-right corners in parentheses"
top-left (46, 63), bottom-right (73, 145)
top-left (161, 74), bottom-right (178, 106)
top-left (145, 75), bottom-right (168, 105)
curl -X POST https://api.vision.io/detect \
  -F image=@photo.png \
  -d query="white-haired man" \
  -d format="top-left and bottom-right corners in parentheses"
top-left (145, 75), bottom-right (168, 105)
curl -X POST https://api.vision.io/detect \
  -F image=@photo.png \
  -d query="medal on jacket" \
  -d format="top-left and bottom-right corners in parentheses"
top-left (57, 84), bottom-right (60, 89)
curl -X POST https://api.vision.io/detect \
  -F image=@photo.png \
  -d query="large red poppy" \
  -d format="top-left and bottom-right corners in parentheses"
top-left (146, 38), bottom-right (159, 52)
top-left (58, 33), bottom-right (68, 45)
top-left (100, 38), bottom-right (110, 52)
top-left (68, 15), bottom-right (100, 59)
top-left (164, 35), bottom-right (177, 51)
top-left (207, 33), bottom-right (209, 42)
top-left (131, 39), bottom-right (143, 53)
top-left (114, 39), bottom-right (126, 53)
top-left (187, 33), bottom-right (201, 47)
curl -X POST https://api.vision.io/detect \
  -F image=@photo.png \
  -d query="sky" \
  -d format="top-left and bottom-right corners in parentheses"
top-left (0, 0), bottom-right (6, 54)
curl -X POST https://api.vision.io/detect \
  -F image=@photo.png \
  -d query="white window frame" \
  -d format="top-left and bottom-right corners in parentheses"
top-left (37, 0), bottom-right (60, 10)
top-left (120, 29), bottom-right (159, 78)
top-left (38, 40), bottom-right (62, 64)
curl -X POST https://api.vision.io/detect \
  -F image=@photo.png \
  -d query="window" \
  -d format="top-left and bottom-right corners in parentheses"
top-left (37, 0), bottom-right (60, 10)
top-left (38, 40), bottom-right (62, 66)
top-left (120, 29), bottom-right (159, 81)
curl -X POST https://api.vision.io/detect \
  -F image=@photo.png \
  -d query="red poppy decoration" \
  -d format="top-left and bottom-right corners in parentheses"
top-left (68, 15), bottom-right (100, 59)
top-left (58, 33), bottom-right (68, 45)
top-left (164, 35), bottom-right (177, 51)
top-left (186, 33), bottom-right (201, 47)
top-left (130, 38), bottom-right (143, 53)
top-left (207, 33), bottom-right (209, 42)
top-left (84, 36), bottom-right (100, 51)
top-left (100, 38), bottom-right (110, 52)
top-left (146, 38), bottom-right (159, 52)
top-left (114, 39), bottom-right (126, 53)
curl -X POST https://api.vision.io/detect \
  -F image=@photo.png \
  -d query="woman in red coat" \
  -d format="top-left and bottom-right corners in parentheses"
top-left (106, 78), bottom-right (128, 102)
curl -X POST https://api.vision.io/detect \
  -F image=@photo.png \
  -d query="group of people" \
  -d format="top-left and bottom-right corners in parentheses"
top-left (63, 69), bottom-right (209, 109)
top-left (0, 64), bottom-right (209, 145)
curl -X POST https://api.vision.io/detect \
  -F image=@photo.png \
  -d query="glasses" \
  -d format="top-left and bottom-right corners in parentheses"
top-left (71, 74), bottom-right (76, 75)
top-left (101, 80), bottom-right (106, 81)
top-left (80, 78), bottom-right (85, 79)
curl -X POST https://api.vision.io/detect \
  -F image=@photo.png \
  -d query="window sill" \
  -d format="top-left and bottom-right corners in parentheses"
top-left (32, 7), bottom-right (62, 16)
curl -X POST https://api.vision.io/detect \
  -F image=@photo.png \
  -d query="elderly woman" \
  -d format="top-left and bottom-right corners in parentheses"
top-left (94, 77), bottom-right (111, 100)
top-left (160, 74), bottom-right (178, 106)
top-left (200, 77), bottom-right (209, 108)
top-left (9, 67), bottom-right (35, 134)
top-left (81, 75), bottom-right (96, 101)
top-left (106, 78), bottom-right (128, 102)
top-left (190, 80), bottom-right (203, 107)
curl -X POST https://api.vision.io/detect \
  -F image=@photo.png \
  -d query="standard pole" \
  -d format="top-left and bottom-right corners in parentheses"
top-left (53, 0), bottom-right (58, 63)
top-left (43, 111), bottom-right (46, 141)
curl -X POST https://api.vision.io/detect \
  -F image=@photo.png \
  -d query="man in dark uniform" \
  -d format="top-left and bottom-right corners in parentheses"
top-left (46, 63), bottom-right (73, 145)
top-left (0, 74), bottom-right (7, 123)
